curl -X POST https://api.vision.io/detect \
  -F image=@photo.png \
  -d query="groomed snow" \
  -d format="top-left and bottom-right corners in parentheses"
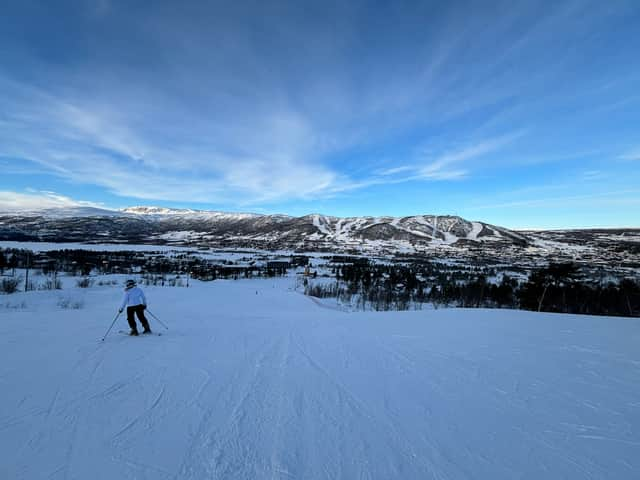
top-left (468, 221), bottom-right (483, 240)
top-left (1, 278), bottom-right (639, 479)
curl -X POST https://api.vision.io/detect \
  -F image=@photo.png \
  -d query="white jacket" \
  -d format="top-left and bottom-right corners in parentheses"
top-left (120, 286), bottom-right (147, 309)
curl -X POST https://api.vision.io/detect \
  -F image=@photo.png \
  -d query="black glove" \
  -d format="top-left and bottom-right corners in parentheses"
top-left (142, 305), bottom-right (147, 310)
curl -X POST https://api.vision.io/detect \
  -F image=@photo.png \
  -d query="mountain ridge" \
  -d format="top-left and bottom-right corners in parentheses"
top-left (0, 205), bottom-right (528, 253)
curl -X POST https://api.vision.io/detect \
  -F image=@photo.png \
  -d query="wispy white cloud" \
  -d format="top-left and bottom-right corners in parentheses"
top-left (0, 74), bottom-right (525, 206)
top-left (371, 132), bottom-right (523, 184)
top-left (0, 77), bottom-right (338, 204)
top-left (620, 148), bottom-right (640, 161)
top-left (374, 166), bottom-right (415, 177)
top-left (434, 132), bottom-right (523, 164)
top-left (0, 190), bottom-right (107, 212)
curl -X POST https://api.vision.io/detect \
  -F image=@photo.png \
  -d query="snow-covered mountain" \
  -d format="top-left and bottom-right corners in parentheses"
top-left (0, 205), bottom-right (527, 252)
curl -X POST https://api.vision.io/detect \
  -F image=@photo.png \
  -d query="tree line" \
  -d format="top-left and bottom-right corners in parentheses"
top-left (0, 247), bottom-right (289, 292)
top-left (307, 262), bottom-right (639, 317)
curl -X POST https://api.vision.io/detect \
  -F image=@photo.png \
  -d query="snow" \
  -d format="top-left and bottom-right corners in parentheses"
top-left (1, 277), bottom-right (640, 479)
top-left (0, 242), bottom-right (292, 262)
top-left (312, 214), bottom-right (332, 236)
top-left (155, 231), bottom-right (201, 242)
top-left (528, 238), bottom-right (596, 254)
top-left (468, 221), bottom-right (483, 240)
top-left (121, 207), bottom-right (262, 220)
top-left (598, 233), bottom-right (640, 243)
top-left (0, 241), bottom-right (201, 253)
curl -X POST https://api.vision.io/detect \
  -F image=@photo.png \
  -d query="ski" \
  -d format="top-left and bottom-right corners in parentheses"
top-left (117, 330), bottom-right (162, 337)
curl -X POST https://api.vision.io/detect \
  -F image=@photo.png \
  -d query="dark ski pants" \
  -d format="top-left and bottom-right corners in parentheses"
top-left (127, 305), bottom-right (150, 332)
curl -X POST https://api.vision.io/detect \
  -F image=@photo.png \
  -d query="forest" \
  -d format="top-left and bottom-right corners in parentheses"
top-left (306, 261), bottom-right (640, 317)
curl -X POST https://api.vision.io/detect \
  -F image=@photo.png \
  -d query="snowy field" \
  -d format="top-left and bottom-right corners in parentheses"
top-left (0, 240), bottom-right (279, 261)
top-left (0, 240), bottom-right (355, 264)
top-left (1, 277), bottom-right (640, 479)
top-left (0, 241), bottom-right (202, 253)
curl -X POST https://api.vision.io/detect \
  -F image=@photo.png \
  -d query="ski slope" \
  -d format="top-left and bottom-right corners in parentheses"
top-left (1, 278), bottom-right (639, 479)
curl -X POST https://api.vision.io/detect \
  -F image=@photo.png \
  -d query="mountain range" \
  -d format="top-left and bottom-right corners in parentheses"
top-left (0, 206), bottom-right (529, 253)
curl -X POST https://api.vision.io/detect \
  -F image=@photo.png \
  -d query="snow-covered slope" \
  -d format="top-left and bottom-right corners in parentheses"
top-left (1, 278), bottom-right (639, 479)
top-left (301, 213), bottom-right (527, 245)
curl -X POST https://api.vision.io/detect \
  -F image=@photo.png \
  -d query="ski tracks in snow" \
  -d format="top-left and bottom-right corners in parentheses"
top-left (5, 326), bottom-right (174, 479)
top-left (13, 342), bottom-right (108, 478)
top-left (176, 330), bottom-right (293, 480)
top-left (111, 383), bottom-right (166, 440)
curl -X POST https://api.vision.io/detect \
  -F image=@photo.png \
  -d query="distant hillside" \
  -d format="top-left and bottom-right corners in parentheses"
top-left (0, 206), bottom-right (528, 253)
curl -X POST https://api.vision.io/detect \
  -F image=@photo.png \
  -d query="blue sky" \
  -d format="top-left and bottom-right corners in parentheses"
top-left (1, 0), bottom-right (639, 229)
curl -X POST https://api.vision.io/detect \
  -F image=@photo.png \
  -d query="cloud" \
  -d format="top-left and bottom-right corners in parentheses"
top-left (371, 132), bottom-right (522, 184)
top-left (0, 75), bottom-right (522, 206)
top-left (0, 0), bottom-right (636, 211)
top-left (0, 190), bottom-right (107, 212)
top-left (427, 132), bottom-right (522, 167)
top-left (418, 168), bottom-right (468, 180)
top-left (0, 0), bottom-right (548, 208)
top-left (374, 166), bottom-right (416, 177)
top-left (0, 77), bottom-right (339, 205)
top-left (620, 149), bottom-right (640, 161)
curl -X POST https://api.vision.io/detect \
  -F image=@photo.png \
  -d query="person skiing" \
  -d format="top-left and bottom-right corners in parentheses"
top-left (119, 279), bottom-right (151, 335)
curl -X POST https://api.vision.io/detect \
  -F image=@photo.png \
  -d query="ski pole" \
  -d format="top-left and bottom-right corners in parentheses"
top-left (146, 309), bottom-right (169, 330)
top-left (101, 311), bottom-right (122, 341)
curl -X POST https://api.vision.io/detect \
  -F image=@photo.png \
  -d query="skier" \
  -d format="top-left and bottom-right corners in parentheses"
top-left (119, 279), bottom-right (151, 335)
